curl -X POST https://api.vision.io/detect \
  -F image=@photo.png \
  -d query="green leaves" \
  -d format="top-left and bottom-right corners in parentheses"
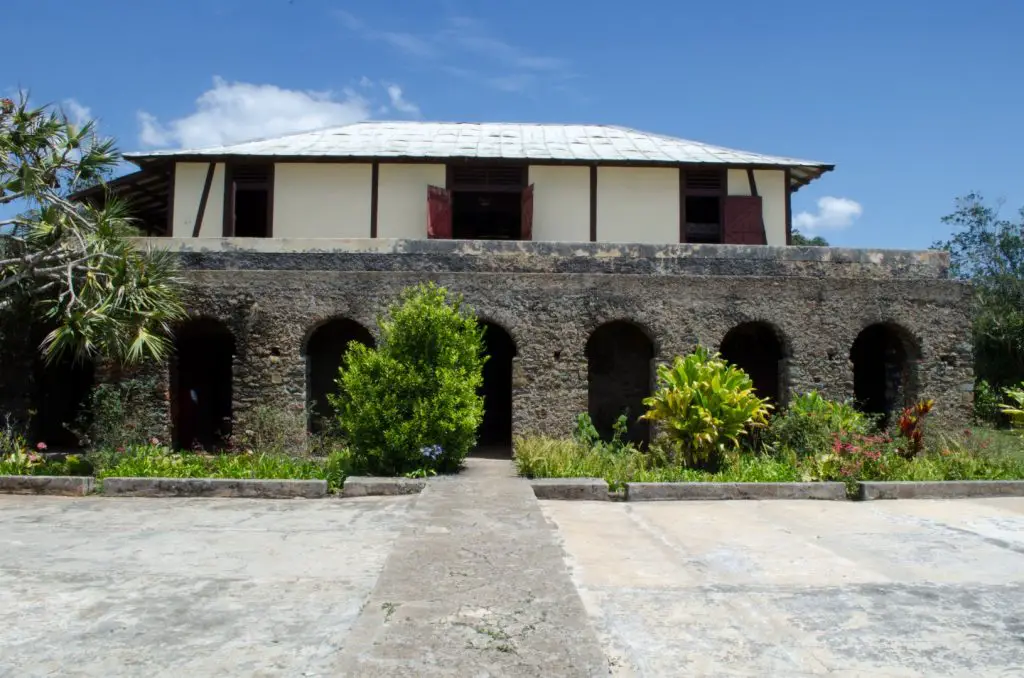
top-left (640, 346), bottom-right (772, 469)
top-left (330, 283), bottom-right (486, 475)
top-left (1, 94), bottom-right (184, 365)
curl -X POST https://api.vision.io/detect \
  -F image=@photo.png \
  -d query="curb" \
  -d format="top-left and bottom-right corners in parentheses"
top-left (100, 477), bottom-right (327, 499)
top-left (0, 475), bottom-right (95, 496)
top-left (530, 478), bottom-right (609, 501)
top-left (341, 476), bottom-right (427, 498)
top-left (625, 481), bottom-right (847, 501)
top-left (858, 480), bottom-right (1024, 500)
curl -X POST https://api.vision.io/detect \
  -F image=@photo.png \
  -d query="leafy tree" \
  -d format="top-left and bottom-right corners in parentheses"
top-left (791, 229), bottom-right (829, 246)
top-left (0, 94), bottom-right (184, 364)
top-left (934, 193), bottom-right (1024, 387)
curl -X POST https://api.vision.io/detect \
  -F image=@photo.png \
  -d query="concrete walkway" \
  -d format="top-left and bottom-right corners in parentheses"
top-left (330, 458), bottom-right (609, 676)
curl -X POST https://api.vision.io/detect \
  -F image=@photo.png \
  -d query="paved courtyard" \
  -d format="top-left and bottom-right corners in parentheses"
top-left (1, 466), bottom-right (1023, 677)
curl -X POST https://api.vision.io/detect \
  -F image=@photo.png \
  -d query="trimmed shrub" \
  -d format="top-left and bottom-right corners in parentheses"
top-left (640, 346), bottom-right (772, 470)
top-left (330, 283), bottom-right (485, 475)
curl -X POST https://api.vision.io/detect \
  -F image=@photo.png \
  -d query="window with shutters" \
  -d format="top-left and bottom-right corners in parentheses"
top-left (681, 169), bottom-right (724, 244)
top-left (444, 163), bottom-right (532, 241)
top-left (224, 164), bottom-right (272, 237)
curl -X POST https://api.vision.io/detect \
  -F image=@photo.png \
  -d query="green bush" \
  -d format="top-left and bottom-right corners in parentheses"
top-left (230, 404), bottom-right (310, 456)
top-left (766, 391), bottom-right (871, 458)
top-left (330, 282), bottom-right (485, 475)
top-left (973, 380), bottom-right (1004, 425)
top-left (1001, 384), bottom-right (1024, 430)
top-left (572, 412), bottom-right (636, 455)
top-left (77, 375), bottom-right (166, 450)
top-left (640, 346), bottom-right (771, 470)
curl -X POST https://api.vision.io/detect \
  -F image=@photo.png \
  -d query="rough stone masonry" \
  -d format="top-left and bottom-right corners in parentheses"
top-left (0, 239), bottom-right (975, 446)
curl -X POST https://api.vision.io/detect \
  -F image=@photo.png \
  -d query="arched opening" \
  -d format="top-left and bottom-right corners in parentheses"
top-left (171, 318), bottom-right (235, 450)
top-left (30, 342), bottom-right (94, 450)
top-left (720, 322), bottom-right (787, 406)
top-left (305, 318), bottom-right (374, 434)
top-left (477, 321), bottom-right (517, 453)
top-left (586, 321), bottom-right (655, 447)
top-left (851, 323), bottom-right (919, 425)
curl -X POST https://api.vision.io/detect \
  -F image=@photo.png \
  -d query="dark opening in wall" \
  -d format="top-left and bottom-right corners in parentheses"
top-left (720, 322), bottom-right (786, 406)
top-left (305, 318), bottom-right (375, 434)
top-left (586, 321), bottom-right (654, 447)
top-left (851, 323), bottom-right (919, 425)
top-left (31, 345), bottom-right (94, 450)
top-left (171, 318), bottom-right (235, 450)
top-left (682, 169), bottom-right (724, 244)
top-left (225, 164), bottom-right (272, 237)
top-left (477, 321), bottom-right (517, 452)
top-left (452, 191), bottom-right (522, 240)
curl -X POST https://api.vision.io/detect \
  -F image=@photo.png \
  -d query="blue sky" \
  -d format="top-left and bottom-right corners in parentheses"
top-left (6, 0), bottom-right (1023, 248)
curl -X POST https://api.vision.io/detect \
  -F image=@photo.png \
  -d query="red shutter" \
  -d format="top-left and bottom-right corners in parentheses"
top-left (521, 183), bottom-right (535, 241)
top-left (723, 196), bottom-right (766, 244)
top-left (427, 185), bottom-right (452, 239)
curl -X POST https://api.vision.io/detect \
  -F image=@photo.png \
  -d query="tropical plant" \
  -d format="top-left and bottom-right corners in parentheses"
top-left (330, 282), bottom-right (485, 475)
top-left (896, 399), bottom-right (934, 457)
top-left (765, 391), bottom-right (870, 458)
top-left (75, 374), bottom-right (167, 450)
top-left (640, 346), bottom-right (772, 470)
top-left (0, 94), bottom-right (185, 364)
top-left (1001, 385), bottom-right (1024, 430)
top-left (973, 379), bottom-right (1004, 425)
top-left (572, 412), bottom-right (634, 455)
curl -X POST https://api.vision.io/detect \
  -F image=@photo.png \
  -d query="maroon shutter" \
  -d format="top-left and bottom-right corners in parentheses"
top-left (521, 183), bottom-right (535, 241)
top-left (427, 185), bottom-right (452, 239)
top-left (723, 196), bottom-right (766, 244)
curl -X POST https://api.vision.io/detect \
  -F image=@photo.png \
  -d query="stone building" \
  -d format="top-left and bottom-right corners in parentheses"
top-left (15, 122), bottom-right (973, 451)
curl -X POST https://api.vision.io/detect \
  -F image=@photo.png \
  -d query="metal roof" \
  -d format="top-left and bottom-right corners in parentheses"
top-left (125, 121), bottom-right (834, 189)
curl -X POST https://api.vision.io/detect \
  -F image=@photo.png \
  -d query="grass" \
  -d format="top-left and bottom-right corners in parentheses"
top-left (514, 428), bottom-right (1024, 491)
top-left (92, 445), bottom-right (352, 491)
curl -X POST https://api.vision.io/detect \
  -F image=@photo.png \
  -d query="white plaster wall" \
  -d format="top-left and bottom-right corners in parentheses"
top-left (172, 162), bottom-right (224, 237)
top-left (377, 164), bottom-right (446, 239)
top-left (597, 167), bottom-right (678, 243)
top-left (273, 164), bottom-right (371, 238)
top-left (727, 168), bottom-right (788, 246)
top-left (526, 166), bottom-right (590, 242)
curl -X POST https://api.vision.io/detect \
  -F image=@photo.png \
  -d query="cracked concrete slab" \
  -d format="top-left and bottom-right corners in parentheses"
top-left (542, 497), bottom-right (1024, 677)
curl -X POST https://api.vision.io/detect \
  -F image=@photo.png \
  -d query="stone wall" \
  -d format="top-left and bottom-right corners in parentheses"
top-left (4, 240), bottom-right (975, 445)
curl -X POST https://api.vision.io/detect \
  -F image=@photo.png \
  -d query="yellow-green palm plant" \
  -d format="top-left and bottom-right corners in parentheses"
top-left (1001, 385), bottom-right (1024, 431)
top-left (641, 346), bottom-right (772, 469)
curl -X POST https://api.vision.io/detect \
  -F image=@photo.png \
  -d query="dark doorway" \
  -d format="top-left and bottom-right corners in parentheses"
top-left (851, 323), bottom-right (917, 425)
top-left (477, 321), bottom-right (517, 452)
top-left (720, 322), bottom-right (786, 406)
top-left (452, 192), bottom-right (522, 240)
top-left (305, 318), bottom-right (375, 434)
top-left (31, 346), bottom-right (94, 450)
top-left (586, 321), bottom-right (654, 447)
top-left (171, 318), bottom-right (235, 450)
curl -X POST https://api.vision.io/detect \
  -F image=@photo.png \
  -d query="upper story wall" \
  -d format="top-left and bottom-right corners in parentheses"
top-left (167, 160), bottom-right (792, 244)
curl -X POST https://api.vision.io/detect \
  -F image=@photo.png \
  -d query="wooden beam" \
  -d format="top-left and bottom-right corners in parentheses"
top-left (784, 168), bottom-right (793, 245)
top-left (192, 163), bottom-right (216, 238)
top-left (589, 166), bottom-right (597, 242)
top-left (745, 168), bottom-right (759, 197)
top-left (370, 162), bottom-right (379, 238)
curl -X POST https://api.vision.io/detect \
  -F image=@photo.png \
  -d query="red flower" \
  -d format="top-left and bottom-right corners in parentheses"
top-left (36, 442), bottom-right (47, 451)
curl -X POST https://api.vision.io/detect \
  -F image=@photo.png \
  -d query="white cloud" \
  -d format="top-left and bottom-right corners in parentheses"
top-left (62, 99), bottom-right (92, 125)
top-left (135, 76), bottom-right (420, 148)
top-left (386, 85), bottom-right (420, 116)
top-left (793, 196), bottom-right (864, 231)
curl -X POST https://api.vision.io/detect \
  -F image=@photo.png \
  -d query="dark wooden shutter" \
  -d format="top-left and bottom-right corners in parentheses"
top-left (427, 185), bottom-right (452, 239)
top-left (521, 184), bottom-right (534, 241)
top-left (723, 196), bottom-right (766, 244)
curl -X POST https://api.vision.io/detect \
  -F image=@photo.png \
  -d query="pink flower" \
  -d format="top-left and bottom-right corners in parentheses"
top-left (36, 442), bottom-right (47, 451)
top-left (149, 437), bottom-right (160, 446)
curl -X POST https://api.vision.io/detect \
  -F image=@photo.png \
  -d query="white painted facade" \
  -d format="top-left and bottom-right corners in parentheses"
top-left (273, 164), bottom-right (372, 238)
top-left (527, 166), bottom-right (590, 242)
top-left (377, 164), bottom-right (446, 239)
top-left (596, 167), bottom-right (679, 243)
top-left (172, 162), bottom-right (224, 237)
top-left (169, 161), bottom-right (792, 243)
top-left (726, 168), bottom-right (788, 246)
